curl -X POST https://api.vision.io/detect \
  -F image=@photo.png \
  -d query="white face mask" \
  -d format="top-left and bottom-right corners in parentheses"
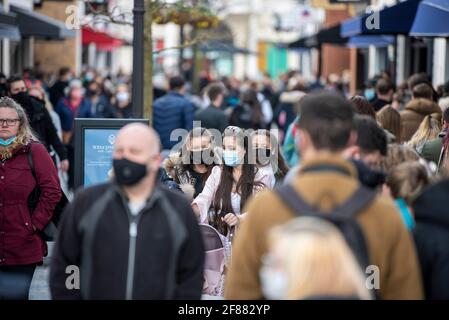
top-left (259, 267), bottom-right (289, 300)
top-left (116, 91), bottom-right (129, 103)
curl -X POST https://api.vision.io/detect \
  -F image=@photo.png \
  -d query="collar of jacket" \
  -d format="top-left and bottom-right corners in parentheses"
top-left (110, 181), bottom-right (164, 212)
top-left (405, 98), bottom-right (441, 115)
top-left (299, 154), bottom-right (358, 179)
top-left (168, 91), bottom-right (184, 98)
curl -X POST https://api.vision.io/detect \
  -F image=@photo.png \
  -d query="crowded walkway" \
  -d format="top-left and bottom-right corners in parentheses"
top-left (1, 66), bottom-right (449, 300)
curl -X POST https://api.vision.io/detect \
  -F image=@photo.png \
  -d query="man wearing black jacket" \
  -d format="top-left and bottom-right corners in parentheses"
top-left (8, 76), bottom-right (69, 171)
top-left (195, 83), bottom-right (229, 133)
top-left (50, 124), bottom-right (204, 299)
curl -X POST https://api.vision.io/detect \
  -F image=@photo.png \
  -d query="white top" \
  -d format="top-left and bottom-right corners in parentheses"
top-left (257, 164), bottom-right (276, 189)
top-left (128, 201), bottom-right (146, 217)
top-left (192, 165), bottom-right (275, 224)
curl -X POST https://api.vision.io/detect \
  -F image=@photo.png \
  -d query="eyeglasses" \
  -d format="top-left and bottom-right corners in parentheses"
top-left (0, 119), bottom-right (20, 126)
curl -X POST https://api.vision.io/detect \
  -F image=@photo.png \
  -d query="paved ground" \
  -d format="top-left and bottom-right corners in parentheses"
top-left (29, 243), bottom-right (53, 300)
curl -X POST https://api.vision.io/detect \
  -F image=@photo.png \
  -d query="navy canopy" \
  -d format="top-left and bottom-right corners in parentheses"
top-left (410, 0), bottom-right (449, 37)
top-left (347, 35), bottom-right (395, 48)
top-left (341, 0), bottom-right (421, 37)
top-left (12, 5), bottom-right (75, 40)
top-left (0, 6), bottom-right (20, 40)
top-left (289, 24), bottom-right (347, 48)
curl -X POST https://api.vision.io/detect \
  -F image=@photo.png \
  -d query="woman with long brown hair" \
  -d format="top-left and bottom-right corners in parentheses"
top-left (164, 127), bottom-right (217, 199)
top-left (251, 129), bottom-right (289, 186)
top-left (192, 126), bottom-right (274, 238)
top-left (377, 105), bottom-right (402, 142)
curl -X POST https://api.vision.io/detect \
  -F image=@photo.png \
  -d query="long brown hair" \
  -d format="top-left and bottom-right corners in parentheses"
top-left (252, 129), bottom-right (289, 178)
top-left (212, 126), bottom-right (264, 235)
top-left (180, 127), bottom-right (215, 185)
top-left (376, 106), bottom-right (401, 142)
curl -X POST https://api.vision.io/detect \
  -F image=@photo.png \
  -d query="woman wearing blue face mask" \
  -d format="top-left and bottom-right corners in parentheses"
top-left (192, 126), bottom-right (274, 238)
top-left (0, 97), bottom-right (61, 299)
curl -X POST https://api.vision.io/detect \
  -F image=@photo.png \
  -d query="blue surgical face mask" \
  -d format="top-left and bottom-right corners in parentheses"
top-left (223, 150), bottom-right (241, 167)
top-left (0, 136), bottom-right (17, 146)
top-left (364, 88), bottom-right (375, 101)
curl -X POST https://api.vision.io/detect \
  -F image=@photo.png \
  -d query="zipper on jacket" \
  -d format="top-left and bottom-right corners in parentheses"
top-left (126, 216), bottom-right (139, 300)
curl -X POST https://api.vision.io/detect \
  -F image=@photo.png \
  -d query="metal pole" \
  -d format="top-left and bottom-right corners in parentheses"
top-left (132, 0), bottom-right (145, 118)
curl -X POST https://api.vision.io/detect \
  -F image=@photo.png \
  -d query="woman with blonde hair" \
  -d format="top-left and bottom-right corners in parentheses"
top-left (376, 105), bottom-right (402, 142)
top-left (0, 97), bottom-right (61, 299)
top-left (260, 217), bottom-right (372, 300)
top-left (407, 115), bottom-right (442, 154)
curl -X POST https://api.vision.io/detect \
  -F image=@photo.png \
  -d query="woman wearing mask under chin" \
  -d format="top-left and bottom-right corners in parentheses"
top-left (260, 217), bottom-right (372, 300)
top-left (192, 126), bottom-right (275, 239)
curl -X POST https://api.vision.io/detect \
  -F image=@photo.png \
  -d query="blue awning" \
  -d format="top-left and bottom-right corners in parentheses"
top-left (347, 35), bottom-right (395, 48)
top-left (341, 0), bottom-right (421, 37)
top-left (0, 23), bottom-right (20, 41)
top-left (410, 0), bottom-right (449, 37)
top-left (0, 6), bottom-right (20, 40)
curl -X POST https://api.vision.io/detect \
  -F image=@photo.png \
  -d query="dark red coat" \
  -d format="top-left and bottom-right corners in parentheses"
top-left (0, 142), bottom-right (61, 266)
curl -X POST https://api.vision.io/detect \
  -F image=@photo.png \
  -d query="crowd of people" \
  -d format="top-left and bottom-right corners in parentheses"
top-left (1, 65), bottom-right (449, 300)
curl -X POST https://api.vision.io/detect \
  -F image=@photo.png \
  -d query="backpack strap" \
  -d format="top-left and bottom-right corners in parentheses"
top-left (275, 183), bottom-right (375, 296)
top-left (27, 143), bottom-right (37, 181)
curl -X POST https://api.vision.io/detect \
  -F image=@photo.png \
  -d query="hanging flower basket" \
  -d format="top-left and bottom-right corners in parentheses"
top-left (152, 8), bottom-right (170, 24)
top-left (169, 9), bottom-right (191, 25)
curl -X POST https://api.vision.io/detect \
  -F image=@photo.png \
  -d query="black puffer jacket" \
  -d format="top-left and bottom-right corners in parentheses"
top-left (413, 179), bottom-right (449, 299)
top-left (50, 182), bottom-right (204, 300)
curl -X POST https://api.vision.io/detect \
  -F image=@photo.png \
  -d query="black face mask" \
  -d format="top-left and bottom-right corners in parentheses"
top-left (255, 148), bottom-right (271, 165)
top-left (11, 91), bottom-right (32, 108)
top-left (189, 148), bottom-right (213, 165)
top-left (113, 158), bottom-right (148, 186)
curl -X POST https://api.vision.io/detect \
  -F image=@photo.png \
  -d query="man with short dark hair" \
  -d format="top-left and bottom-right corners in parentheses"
top-left (412, 83), bottom-right (433, 101)
top-left (194, 83), bottom-right (229, 133)
top-left (153, 75), bottom-right (194, 151)
top-left (400, 82), bottom-right (442, 142)
top-left (225, 93), bottom-right (423, 300)
top-left (371, 78), bottom-right (394, 112)
top-left (7, 75), bottom-right (69, 171)
top-left (350, 115), bottom-right (388, 168)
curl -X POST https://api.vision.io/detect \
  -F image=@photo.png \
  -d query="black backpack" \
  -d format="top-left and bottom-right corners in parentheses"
top-left (275, 181), bottom-right (377, 297)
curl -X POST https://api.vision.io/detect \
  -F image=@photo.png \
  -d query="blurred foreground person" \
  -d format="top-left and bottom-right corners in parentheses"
top-left (50, 124), bottom-right (204, 299)
top-left (260, 217), bottom-right (371, 300)
top-left (225, 93), bottom-right (423, 300)
top-left (413, 179), bottom-right (449, 299)
top-left (0, 97), bottom-right (61, 299)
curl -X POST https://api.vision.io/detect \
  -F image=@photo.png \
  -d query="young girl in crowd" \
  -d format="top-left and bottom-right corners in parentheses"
top-left (251, 129), bottom-right (289, 186)
top-left (385, 161), bottom-right (431, 230)
top-left (192, 126), bottom-right (275, 238)
top-left (164, 127), bottom-right (217, 200)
